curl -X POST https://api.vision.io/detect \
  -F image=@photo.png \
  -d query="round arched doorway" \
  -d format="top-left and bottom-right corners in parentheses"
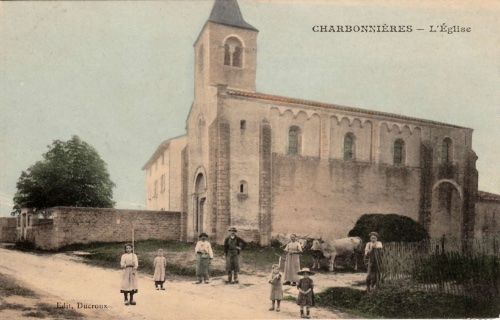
top-left (193, 171), bottom-right (206, 235)
top-left (430, 179), bottom-right (463, 239)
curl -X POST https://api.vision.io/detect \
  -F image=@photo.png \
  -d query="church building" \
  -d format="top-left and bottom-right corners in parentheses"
top-left (143, 0), bottom-right (480, 244)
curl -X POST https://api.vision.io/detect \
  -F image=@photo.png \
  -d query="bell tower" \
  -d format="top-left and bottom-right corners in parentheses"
top-left (194, 0), bottom-right (258, 95)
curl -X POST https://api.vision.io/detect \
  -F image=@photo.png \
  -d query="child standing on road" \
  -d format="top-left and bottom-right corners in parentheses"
top-left (153, 249), bottom-right (167, 290)
top-left (194, 233), bottom-right (214, 284)
top-left (120, 244), bottom-right (138, 306)
top-left (297, 268), bottom-right (315, 319)
top-left (268, 264), bottom-right (283, 312)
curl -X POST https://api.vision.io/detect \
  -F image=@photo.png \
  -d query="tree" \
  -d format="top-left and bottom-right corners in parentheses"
top-left (12, 136), bottom-right (115, 214)
top-left (348, 213), bottom-right (429, 242)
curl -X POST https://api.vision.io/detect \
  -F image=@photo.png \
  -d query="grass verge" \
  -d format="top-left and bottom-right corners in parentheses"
top-left (58, 240), bottom-right (290, 277)
top-left (316, 285), bottom-right (500, 318)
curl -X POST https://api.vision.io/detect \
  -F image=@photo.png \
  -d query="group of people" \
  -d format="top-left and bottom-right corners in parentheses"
top-left (119, 227), bottom-right (247, 306)
top-left (119, 228), bottom-right (383, 318)
top-left (193, 226), bottom-right (246, 284)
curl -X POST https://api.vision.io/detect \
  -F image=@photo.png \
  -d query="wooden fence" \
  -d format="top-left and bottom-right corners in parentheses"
top-left (376, 237), bottom-right (500, 301)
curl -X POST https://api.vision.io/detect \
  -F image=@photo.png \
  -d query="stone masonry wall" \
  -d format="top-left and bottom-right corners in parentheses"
top-left (0, 217), bottom-right (17, 242)
top-left (271, 154), bottom-right (422, 240)
top-left (30, 207), bottom-right (182, 250)
top-left (475, 200), bottom-right (500, 238)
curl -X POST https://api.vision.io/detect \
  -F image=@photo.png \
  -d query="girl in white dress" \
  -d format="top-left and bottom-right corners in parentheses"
top-left (153, 249), bottom-right (167, 290)
top-left (120, 244), bottom-right (138, 305)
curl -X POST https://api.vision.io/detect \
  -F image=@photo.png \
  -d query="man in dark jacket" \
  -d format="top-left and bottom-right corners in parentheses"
top-left (224, 227), bottom-right (246, 284)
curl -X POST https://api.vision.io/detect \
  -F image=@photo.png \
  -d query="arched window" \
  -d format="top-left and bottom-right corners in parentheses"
top-left (393, 139), bottom-right (405, 165)
top-left (195, 173), bottom-right (206, 195)
top-left (288, 126), bottom-right (301, 155)
top-left (224, 37), bottom-right (243, 67)
top-left (442, 138), bottom-right (452, 163)
top-left (343, 133), bottom-right (355, 160)
top-left (238, 180), bottom-right (248, 200)
top-left (239, 181), bottom-right (248, 194)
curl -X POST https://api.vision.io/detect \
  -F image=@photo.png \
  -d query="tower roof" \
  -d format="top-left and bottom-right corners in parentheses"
top-left (208, 0), bottom-right (258, 32)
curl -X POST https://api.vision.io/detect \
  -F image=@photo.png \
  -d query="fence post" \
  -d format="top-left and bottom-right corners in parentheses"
top-left (441, 234), bottom-right (446, 254)
top-left (493, 237), bottom-right (498, 256)
top-left (494, 239), bottom-right (500, 298)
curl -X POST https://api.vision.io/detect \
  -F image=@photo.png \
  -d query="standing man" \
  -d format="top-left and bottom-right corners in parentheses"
top-left (364, 231), bottom-right (383, 293)
top-left (224, 227), bottom-right (246, 284)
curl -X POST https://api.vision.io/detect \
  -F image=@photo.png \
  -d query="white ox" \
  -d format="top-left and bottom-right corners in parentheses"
top-left (311, 237), bottom-right (363, 272)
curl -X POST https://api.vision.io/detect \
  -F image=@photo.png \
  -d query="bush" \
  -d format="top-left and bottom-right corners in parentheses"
top-left (348, 213), bottom-right (429, 242)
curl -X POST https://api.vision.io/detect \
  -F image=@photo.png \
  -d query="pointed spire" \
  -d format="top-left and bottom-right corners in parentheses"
top-left (208, 0), bottom-right (258, 32)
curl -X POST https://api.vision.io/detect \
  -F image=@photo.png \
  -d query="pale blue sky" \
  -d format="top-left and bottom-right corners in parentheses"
top-left (1, 1), bottom-right (499, 216)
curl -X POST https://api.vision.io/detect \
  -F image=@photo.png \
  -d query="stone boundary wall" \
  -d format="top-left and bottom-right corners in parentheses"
top-left (0, 217), bottom-right (17, 242)
top-left (29, 207), bottom-right (183, 250)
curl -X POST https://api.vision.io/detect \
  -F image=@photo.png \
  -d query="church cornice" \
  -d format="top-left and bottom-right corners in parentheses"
top-left (223, 88), bottom-right (471, 131)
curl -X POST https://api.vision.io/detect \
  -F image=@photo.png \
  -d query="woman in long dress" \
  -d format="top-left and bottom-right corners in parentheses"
top-left (283, 234), bottom-right (302, 285)
top-left (120, 244), bottom-right (138, 305)
top-left (153, 249), bottom-right (167, 290)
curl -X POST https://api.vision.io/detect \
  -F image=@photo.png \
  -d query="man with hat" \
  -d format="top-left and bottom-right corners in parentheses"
top-left (194, 232), bottom-right (214, 284)
top-left (364, 231), bottom-right (383, 292)
top-left (224, 227), bottom-right (246, 284)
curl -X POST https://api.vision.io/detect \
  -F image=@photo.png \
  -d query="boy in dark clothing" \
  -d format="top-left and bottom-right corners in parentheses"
top-left (224, 227), bottom-right (246, 284)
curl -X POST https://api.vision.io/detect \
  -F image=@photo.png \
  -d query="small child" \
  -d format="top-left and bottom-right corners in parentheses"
top-left (297, 268), bottom-right (315, 319)
top-left (268, 264), bottom-right (283, 312)
top-left (153, 249), bottom-right (167, 290)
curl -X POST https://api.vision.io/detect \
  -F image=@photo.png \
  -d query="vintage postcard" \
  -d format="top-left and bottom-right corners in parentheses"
top-left (0, 0), bottom-right (499, 319)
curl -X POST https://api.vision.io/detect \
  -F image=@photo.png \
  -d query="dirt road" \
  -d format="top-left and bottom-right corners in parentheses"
top-left (0, 248), bottom-right (363, 319)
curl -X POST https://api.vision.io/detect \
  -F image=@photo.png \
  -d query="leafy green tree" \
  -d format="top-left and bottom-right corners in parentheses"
top-left (12, 136), bottom-right (115, 213)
